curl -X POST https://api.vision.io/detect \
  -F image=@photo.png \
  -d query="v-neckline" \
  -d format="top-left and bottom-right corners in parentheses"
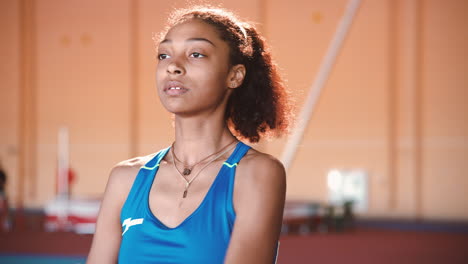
top-left (145, 142), bottom-right (241, 230)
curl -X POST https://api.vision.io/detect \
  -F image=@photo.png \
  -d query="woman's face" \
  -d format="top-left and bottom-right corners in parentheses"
top-left (156, 19), bottom-right (235, 117)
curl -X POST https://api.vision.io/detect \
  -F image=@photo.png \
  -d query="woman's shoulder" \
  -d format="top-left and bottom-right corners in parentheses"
top-left (108, 153), bottom-right (159, 185)
top-left (235, 147), bottom-right (286, 188)
top-left (239, 147), bottom-right (285, 175)
top-left (114, 153), bottom-right (158, 171)
top-left (232, 146), bottom-right (286, 217)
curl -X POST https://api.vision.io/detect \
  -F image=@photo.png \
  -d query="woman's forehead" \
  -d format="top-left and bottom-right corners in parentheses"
top-left (161, 19), bottom-right (221, 45)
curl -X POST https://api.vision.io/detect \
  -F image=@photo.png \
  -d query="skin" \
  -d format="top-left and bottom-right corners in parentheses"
top-left (87, 19), bottom-right (286, 264)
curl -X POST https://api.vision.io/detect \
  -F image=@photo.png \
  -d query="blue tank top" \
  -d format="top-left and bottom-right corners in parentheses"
top-left (118, 142), bottom-right (252, 263)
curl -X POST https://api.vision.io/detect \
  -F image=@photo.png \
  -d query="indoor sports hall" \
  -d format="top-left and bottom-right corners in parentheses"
top-left (1, 0), bottom-right (467, 263)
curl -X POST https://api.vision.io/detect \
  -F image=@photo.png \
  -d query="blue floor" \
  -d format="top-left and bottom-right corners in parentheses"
top-left (0, 254), bottom-right (86, 264)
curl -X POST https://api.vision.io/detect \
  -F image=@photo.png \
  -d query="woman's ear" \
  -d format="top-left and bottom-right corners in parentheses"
top-left (227, 64), bottom-right (246, 89)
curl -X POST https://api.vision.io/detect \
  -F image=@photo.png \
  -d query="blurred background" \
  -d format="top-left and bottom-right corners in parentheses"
top-left (1, 0), bottom-right (467, 263)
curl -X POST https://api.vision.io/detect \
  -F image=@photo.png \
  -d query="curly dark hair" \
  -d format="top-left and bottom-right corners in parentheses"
top-left (159, 6), bottom-right (293, 143)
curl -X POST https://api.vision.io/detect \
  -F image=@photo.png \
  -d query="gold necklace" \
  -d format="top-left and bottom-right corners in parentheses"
top-left (171, 140), bottom-right (237, 176)
top-left (171, 140), bottom-right (238, 198)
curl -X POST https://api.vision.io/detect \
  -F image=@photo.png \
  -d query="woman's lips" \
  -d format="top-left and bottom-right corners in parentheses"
top-left (165, 86), bottom-right (189, 96)
top-left (164, 81), bottom-right (189, 96)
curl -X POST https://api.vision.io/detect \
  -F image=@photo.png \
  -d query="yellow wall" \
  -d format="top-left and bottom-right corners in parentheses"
top-left (0, 0), bottom-right (467, 221)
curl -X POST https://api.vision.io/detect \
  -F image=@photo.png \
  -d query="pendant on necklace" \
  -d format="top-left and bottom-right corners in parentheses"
top-left (183, 168), bottom-right (191, 176)
top-left (183, 189), bottom-right (188, 198)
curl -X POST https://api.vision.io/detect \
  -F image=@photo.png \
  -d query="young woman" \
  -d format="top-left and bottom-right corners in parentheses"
top-left (87, 6), bottom-right (292, 264)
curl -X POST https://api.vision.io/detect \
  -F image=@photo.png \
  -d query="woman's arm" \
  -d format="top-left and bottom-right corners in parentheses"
top-left (87, 164), bottom-right (136, 264)
top-left (224, 153), bottom-right (286, 264)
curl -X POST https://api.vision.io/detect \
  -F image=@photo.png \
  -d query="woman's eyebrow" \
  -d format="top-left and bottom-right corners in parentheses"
top-left (160, 37), bottom-right (216, 47)
top-left (187, 38), bottom-right (216, 47)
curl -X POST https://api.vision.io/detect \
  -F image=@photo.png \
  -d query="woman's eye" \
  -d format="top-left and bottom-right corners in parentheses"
top-left (158, 54), bottom-right (170, 60)
top-left (190, 52), bottom-right (205, 58)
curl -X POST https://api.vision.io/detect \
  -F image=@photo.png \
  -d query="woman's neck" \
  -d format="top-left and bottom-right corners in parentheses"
top-left (172, 115), bottom-right (237, 164)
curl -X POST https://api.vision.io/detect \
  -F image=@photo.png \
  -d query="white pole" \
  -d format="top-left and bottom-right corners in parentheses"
top-left (58, 126), bottom-right (69, 196)
top-left (56, 126), bottom-right (70, 230)
top-left (281, 0), bottom-right (362, 171)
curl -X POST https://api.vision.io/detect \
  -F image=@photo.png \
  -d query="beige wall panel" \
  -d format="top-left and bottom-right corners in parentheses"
top-left (267, 0), bottom-right (392, 217)
top-left (32, 0), bottom-right (131, 206)
top-left (263, 0), bottom-right (350, 184)
top-left (395, 151), bottom-right (418, 217)
top-left (422, 0), bottom-right (468, 220)
top-left (264, 0), bottom-right (346, 106)
top-left (259, 0), bottom-right (349, 157)
top-left (137, 0), bottom-right (262, 155)
top-left (424, 147), bottom-right (468, 220)
top-left (393, 0), bottom-right (419, 219)
top-left (0, 1), bottom-right (20, 206)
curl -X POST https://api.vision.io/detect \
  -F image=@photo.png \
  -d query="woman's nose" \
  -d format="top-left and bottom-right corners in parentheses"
top-left (167, 61), bottom-right (185, 75)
